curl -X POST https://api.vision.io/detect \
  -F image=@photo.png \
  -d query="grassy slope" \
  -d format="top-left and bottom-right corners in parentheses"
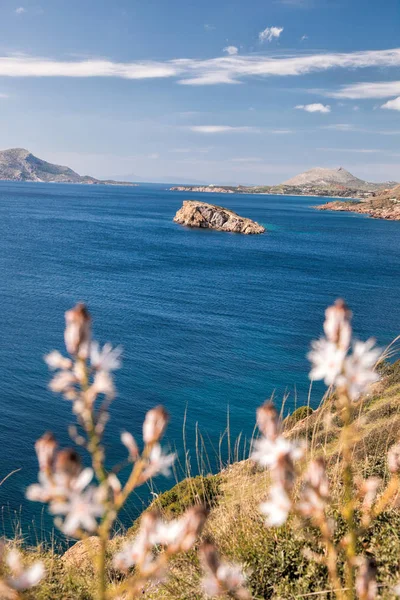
top-left (14, 361), bottom-right (400, 599)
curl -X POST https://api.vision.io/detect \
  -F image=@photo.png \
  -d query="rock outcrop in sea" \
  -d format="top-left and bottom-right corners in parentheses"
top-left (173, 200), bottom-right (265, 234)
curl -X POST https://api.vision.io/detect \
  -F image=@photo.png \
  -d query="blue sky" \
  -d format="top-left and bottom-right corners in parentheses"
top-left (1, 0), bottom-right (400, 184)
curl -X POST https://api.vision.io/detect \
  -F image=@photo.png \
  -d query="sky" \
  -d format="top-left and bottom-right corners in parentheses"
top-left (1, 0), bottom-right (400, 184)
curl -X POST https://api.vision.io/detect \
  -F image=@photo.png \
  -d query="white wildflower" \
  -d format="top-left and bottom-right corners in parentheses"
top-left (49, 370), bottom-right (77, 394)
top-left (92, 370), bottom-right (115, 397)
top-left (336, 339), bottom-right (381, 400)
top-left (200, 543), bottom-right (250, 599)
top-left (251, 436), bottom-right (303, 469)
top-left (44, 350), bottom-right (72, 371)
top-left (388, 443), bottom-right (400, 473)
top-left (113, 511), bottom-right (158, 571)
top-left (5, 549), bottom-right (45, 590)
top-left (203, 563), bottom-right (248, 598)
top-left (50, 482), bottom-right (104, 536)
top-left (90, 342), bottom-right (122, 372)
top-left (141, 444), bottom-right (176, 481)
top-left (260, 484), bottom-right (291, 527)
top-left (27, 466), bottom-right (93, 504)
top-left (308, 339), bottom-right (346, 385)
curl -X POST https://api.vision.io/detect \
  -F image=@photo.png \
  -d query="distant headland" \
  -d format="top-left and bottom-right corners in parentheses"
top-left (315, 184), bottom-right (400, 221)
top-left (171, 167), bottom-right (397, 200)
top-left (0, 148), bottom-right (136, 186)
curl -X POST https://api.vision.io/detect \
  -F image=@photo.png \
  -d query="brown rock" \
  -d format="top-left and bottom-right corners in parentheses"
top-left (62, 536), bottom-right (101, 572)
top-left (173, 201), bottom-right (265, 234)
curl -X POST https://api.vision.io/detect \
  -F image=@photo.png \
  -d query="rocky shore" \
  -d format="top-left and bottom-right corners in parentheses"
top-left (315, 185), bottom-right (400, 221)
top-left (173, 200), bottom-right (265, 234)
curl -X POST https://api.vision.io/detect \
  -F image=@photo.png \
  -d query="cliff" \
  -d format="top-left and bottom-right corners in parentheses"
top-left (173, 200), bottom-right (265, 234)
top-left (0, 148), bottom-right (136, 185)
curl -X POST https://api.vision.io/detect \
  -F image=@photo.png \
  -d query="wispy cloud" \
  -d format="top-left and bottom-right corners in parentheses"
top-left (231, 157), bottom-right (263, 163)
top-left (300, 34), bottom-right (308, 41)
top-left (259, 26), bottom-right (284, 43)
top-left (295, 103), bottom-right (331, 113)
top-left (1, 48), bottom-right (400, 86)
top-left (381, 97), bottom-right (400, 111)
top-left (330, 80), bottom-right (400, 99)
top-left (204, 24), bottom-right (215, 31)
top-left (189, 125), bottom-right (260, 134)
top-left (15, 6), bottom-right (26, 14)
top-left (321, 123), bottom-right (358, 131)
top-left (0, 93), bottom-right (9, 98)
top-left (318, 147), bottom-right (384, 154)
top-left (223, 46), bottom-right (238, 56)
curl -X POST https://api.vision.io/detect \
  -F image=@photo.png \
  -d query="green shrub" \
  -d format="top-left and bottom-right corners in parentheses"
top-left (284, 405), bottom-right (313, 430)
top-left (152, 474), bottom-right (221, 518)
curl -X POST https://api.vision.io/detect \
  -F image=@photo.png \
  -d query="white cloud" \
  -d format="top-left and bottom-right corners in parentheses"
top-left (0, 93), bottom-right (8, 98)
top-left (295, 103), bottom-right (331, 113)
top-left (189, 125), bottom-right (260, 134)
top-left (2, 48), bottom-right (400, 86)
top-left (259, 26), bottom-right (284, 43)
top-left (223, 46), bottom-right (238, 56)
top-left (15, 6), bottom-right (25, 14)
top-left (330, 80), bottom-right (400, 99)
top-left (301, 34), bottom-right (308, 41)
top-left (204, 24), bottom-right (215, 31)
top-left (381, 96), bottom-right (400, 111)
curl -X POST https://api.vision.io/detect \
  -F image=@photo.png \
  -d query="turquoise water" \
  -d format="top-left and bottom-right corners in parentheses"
top-left (0, 181), bottom-right (399, 537)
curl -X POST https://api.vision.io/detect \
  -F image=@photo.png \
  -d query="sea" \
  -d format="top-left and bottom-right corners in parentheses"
top-left (0, 181), bottom-right (399, 542)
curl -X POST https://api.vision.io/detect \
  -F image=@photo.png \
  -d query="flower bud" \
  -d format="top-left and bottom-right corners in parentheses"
top-left (143, 405), bottom-right (169, 444)
top-left (121, 431), bottom-right (139, 460)
top-left (176, 505), bottom-right (208, 552)
top-left (35, 432), bottom-right (58, 472)
top-left (355, 557), bottom-right (377, 600)
top-left (388, 443), bottom-right (400, 473)
top-left (256, 402), bottom-right (279, 440)
top-left (323, 298), bottom-right (352, 351)
top-left (54, 449), bottom-right (82, 479)
top-left (64, 303), bottom-right (91, 358)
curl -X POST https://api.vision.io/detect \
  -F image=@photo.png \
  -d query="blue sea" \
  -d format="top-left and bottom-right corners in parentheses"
top-left (0, 181), bottom-right (399, 540)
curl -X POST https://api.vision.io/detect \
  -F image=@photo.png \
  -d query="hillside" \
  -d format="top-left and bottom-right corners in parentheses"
top-left (282, 166), bottom-right (388, 191)
top-left (315, 184), bottom-right (400, 220)
top-left (0, 148), bottom-right (135, 185)
top-left (11, 359), bottom-right (400, 599)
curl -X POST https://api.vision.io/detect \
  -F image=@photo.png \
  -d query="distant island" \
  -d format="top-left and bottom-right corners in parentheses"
top-left (171, 167), bottom-right (397, 200)
top-left (0, 148), bottom-right (136, 186)
top-left (315, 184), bottom-right (400, 221)
top-left (173, 200), bottom-right (265, 234)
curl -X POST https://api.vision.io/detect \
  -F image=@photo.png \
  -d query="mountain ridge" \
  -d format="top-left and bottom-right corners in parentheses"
top-left (0, 148), bottom-right (136, 185)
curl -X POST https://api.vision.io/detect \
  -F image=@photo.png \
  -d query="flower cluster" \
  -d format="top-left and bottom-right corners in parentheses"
top-left (114, 505), bottom-right (207, 577)
top-left (308, 299), bottom-right (381, 400)
top-left (200, 543), bottom-right (250, 599)
top-left (0, 542), bottom-right (45, 595)
top-left (251, 401), bottom-right (303, 526)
